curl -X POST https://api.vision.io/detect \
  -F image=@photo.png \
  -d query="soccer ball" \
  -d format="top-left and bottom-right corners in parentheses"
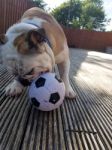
top-left (29, 72), bottom-right (65, 111)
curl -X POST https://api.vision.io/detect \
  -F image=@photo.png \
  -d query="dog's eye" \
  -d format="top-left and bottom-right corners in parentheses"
top-left (25, 37), bottom-right (36, 49)
top-left (28, 41), bottom-right (37, 49)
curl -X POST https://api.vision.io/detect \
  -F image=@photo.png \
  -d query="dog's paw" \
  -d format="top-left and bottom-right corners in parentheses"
top-left (65, 86), bottom-right (76, 99)
top-left (5, 80), bottom-right (24, 96)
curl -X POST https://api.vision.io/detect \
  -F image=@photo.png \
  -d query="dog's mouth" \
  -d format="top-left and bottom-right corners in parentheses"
top-left (21, 67), bottom-right (49, 80)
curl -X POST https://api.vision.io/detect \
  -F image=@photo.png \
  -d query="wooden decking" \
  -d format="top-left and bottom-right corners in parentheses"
top-left (0, 49), bottom-right (112, 150)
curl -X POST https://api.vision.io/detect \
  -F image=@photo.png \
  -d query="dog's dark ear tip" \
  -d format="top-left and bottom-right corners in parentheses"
top-left (0, 34), bottom-right (8, 44)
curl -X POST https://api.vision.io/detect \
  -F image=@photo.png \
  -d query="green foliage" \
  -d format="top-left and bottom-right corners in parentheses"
top-left (52, 0), bottom-right (82, 26)
top-left (52, 0), bottom-right (107, 31)
top-left (81, 0), bottom-right (106, 30)
top-left (32, 0), bottom-right (47, 9)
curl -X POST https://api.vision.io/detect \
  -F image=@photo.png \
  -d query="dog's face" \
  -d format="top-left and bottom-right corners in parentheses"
top-left (0, 28), bottom-right (55, 80)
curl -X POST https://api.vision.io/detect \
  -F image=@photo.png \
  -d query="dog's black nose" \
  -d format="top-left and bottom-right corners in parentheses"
top-left (13, 72), bottom-right (18, 76)
top-left (18, 67), bottom-right (25, 75)
top-left (19, 68), bottom-right (23, 73)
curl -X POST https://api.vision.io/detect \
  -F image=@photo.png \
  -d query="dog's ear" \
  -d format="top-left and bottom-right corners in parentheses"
top-left (0, 34), bottom-right (8, 44)
top-left (27, 28), bottom-right (46, 45)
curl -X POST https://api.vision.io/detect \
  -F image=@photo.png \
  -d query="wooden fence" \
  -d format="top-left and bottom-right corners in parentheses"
top-left (0, 0), bottom-right (35, 33)
top-left (63, 27), bottom-right (112, 52)
top-left (0, 0), bottom-right (112, 52)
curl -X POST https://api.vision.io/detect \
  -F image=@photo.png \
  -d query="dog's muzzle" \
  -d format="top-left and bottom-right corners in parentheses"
top-left (15, 68), bottom-right (34, 86)
top-left (15, 68), bottom-right (50, 86)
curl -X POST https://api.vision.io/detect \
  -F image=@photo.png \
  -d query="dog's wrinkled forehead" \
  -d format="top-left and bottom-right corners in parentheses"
top-left (0, 27), bottom-right (47, 55)
top-left (13, 28), bottom-right (47, 55)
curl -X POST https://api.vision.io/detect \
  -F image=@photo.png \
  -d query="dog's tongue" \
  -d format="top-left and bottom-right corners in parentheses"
top-left (24, 68), bottom-right (34, 76)
top-left (24, 73), bottom-right (41, 80)
top-left (22, 68), bottom-right (49, 80)
top-left (22, 68), bottom-right (39, 80)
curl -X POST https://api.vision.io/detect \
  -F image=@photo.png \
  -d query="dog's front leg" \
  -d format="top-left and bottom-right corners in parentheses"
top-left (5, 79), bottom-right (24, 96)
top-left (57, 59), bottom-right (76, 99)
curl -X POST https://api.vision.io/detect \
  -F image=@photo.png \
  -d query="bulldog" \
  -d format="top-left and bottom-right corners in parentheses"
top-left (0, 7), bottom-right (76, 99)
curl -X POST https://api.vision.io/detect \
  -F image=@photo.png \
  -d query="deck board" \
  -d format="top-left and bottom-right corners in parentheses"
top-left (0, 48), bottom-right (112, 150)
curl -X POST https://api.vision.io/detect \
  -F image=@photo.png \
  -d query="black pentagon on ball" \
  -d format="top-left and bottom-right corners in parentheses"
top-left (31, 97), bottom-right (40, 107)
top-left (49, 92), bottom-right (60, 104)
top-left (35, 77), bottom-right (46, 88)
top-left (55, 75), bottom-right (62, 83)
